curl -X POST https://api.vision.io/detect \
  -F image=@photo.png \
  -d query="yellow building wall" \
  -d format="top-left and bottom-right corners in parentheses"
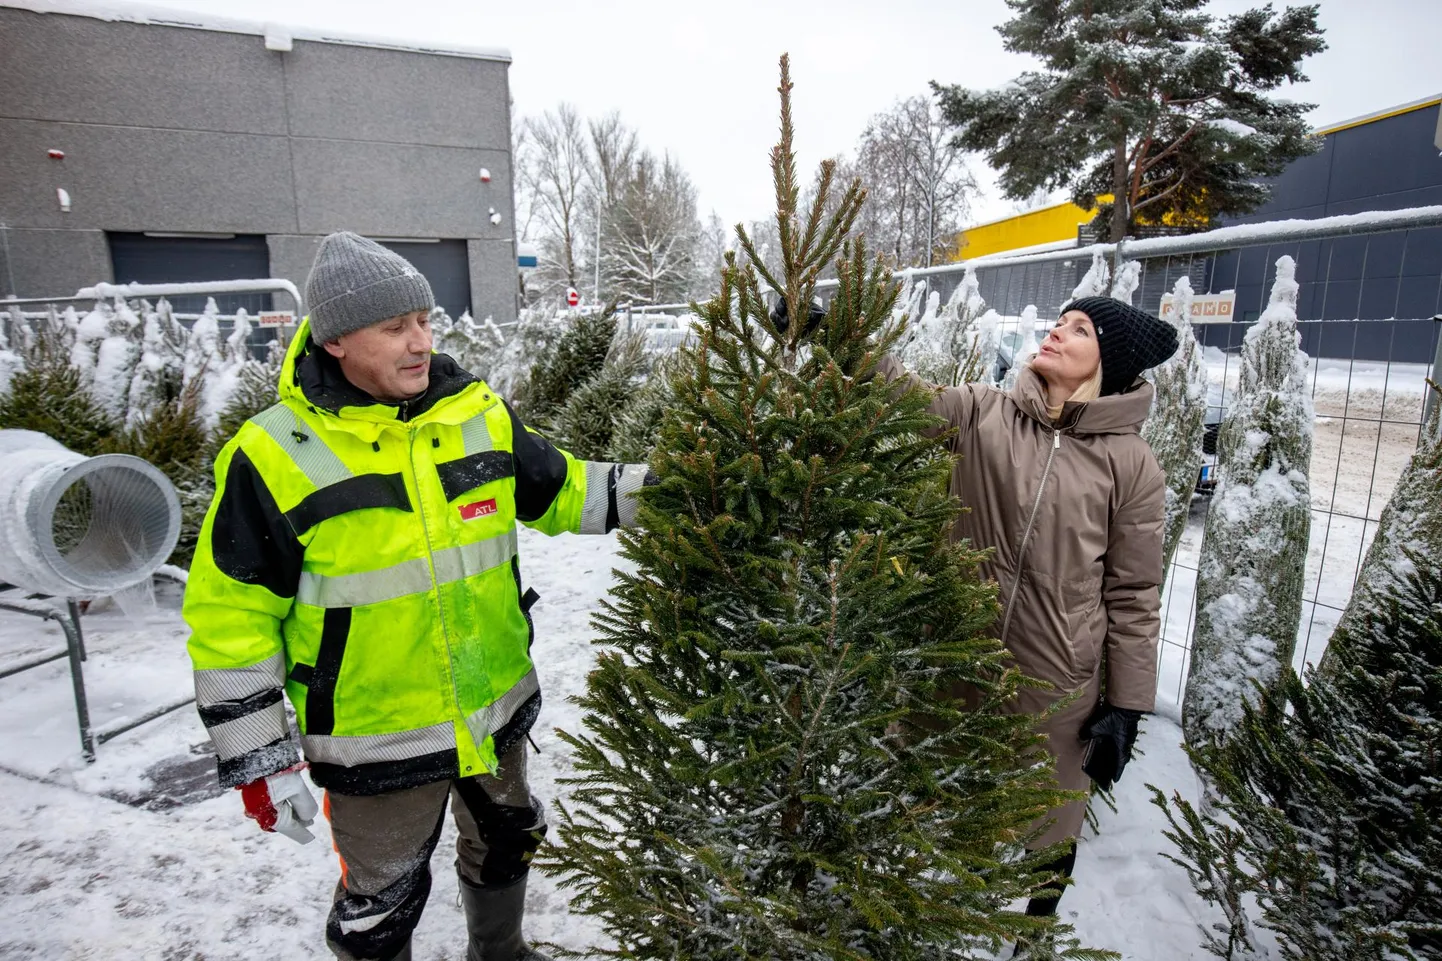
top-left (953, 200), bottom-right (1095, 260)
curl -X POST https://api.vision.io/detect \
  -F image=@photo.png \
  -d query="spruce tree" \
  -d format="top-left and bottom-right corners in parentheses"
top-left (935, 1), bottom-right (1326, 241)
top-left (1141, 275), bottom-right (1209, 578)
top-left (515, 306), bottom-right (618, 430)
top-left (1184, 256), bottom-right (1312, 746)
top-left (552, 329), bottom-right (648, 461)
top-left (0, 313), bottom-right (119, 455)
top-left (544, 57), bottom-right (1102, 961)
top-left (607, 351), bottom-right (678, 463)
top-left (1155, 555), bottom-right (1442, 961)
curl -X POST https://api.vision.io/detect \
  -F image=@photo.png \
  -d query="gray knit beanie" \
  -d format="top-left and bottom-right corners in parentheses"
top-left (305, 231), bottom-right (435, 344)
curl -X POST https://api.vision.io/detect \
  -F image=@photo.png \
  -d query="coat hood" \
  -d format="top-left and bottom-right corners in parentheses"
top-left (278, 318), bottom-right (480, 430)
top-left (1009, 366), bottom-right (1154, 436)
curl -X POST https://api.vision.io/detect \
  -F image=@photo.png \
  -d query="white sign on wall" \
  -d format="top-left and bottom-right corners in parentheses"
top-left (258, 310), bottom-right (296, 327)
top-left (1160, 289), bottom-right (1237, 324)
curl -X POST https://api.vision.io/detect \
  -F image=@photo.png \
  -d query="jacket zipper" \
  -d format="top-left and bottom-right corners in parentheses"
top-left (408, 425), bottom-right (464, 722)
top-left (998, 427), bottom-right (1061, 646)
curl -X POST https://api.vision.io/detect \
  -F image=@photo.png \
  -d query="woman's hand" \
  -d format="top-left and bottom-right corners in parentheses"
top-left (1080, 702), bottom-right (1144, 791)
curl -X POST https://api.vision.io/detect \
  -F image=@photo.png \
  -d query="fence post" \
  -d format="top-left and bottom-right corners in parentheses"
top-left (1428, 312), bottom-right (1442, 426)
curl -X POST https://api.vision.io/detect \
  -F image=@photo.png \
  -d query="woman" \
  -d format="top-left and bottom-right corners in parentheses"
top-left (880, 296), bottom-right (1179, 919)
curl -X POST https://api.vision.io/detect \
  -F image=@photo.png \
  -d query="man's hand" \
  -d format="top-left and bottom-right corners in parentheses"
top-left (239, 765), bottom-right (320, 844)
top-left (1080, 703), bottom-right (1144, 791)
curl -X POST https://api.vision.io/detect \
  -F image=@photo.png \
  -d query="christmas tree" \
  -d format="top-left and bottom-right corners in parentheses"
top-left (1140, 275), bottom-right (1209, 577)
top-left (545, 57), bottom-right (1100, 961)
top-left (894, 266), bottom-right (993, 387)
top-left (1184, 256), bottom-right (1312, 746)
top-left (1156, 553), bottom-right (1442, 961)
top-left (552, 327), bottom-right (648, 461)
top-left (0, 311), bottom-right (120, 456)
top-left (606, 351), bottom-right (678, 462)
top-left (515, 306), bottom-right (618, 431)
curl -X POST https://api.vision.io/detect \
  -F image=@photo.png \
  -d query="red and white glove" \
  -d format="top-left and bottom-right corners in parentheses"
top-left (238, 765), bottom-right (320, 845)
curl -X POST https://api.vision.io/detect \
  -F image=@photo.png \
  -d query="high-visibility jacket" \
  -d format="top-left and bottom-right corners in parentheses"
top-left (184, 321), bottom-right (648, 795)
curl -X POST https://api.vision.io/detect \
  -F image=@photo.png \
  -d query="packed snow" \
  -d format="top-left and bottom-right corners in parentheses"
top-left (0, 527), bottom-right (1223, 960)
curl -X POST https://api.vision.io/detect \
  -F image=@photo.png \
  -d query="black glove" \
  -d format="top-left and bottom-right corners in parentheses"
top-left (1080, 702), bottom-right (1143, 791)
top-left (769, 297), bottom-right (827, 338)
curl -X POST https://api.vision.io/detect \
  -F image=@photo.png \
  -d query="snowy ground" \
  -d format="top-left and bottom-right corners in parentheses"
top-left (0, 528), bottom-right (1223, 960)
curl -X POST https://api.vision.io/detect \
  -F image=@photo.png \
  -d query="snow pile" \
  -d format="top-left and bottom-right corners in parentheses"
top-left (1140, 275), bottom-right (1209, 575)
top-left (1184, 256), bottom-right (1314, 745)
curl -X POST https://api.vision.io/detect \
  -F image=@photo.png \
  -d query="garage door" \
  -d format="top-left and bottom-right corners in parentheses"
top-left (107, 233), bottom-right (273, 314)
top-left (377, 239), bottom-right (471, 320)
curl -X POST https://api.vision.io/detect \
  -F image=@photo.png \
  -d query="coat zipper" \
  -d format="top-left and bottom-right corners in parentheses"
top-left (998, 427), bottom-right (1061, 646)
top-left (408, 425), bottom-right (464, 721)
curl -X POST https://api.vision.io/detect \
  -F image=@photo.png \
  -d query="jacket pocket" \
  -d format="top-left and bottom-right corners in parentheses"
top-left (1062, 578), bottom-right (1105, 682)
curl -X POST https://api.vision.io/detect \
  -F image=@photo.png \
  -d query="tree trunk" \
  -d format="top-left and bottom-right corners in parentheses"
top-left (1110, 138), bottom-right (1130, 243)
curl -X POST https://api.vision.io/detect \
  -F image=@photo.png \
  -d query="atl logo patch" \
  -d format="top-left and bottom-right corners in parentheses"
top-left (459, 498), bottom-right (499, 521)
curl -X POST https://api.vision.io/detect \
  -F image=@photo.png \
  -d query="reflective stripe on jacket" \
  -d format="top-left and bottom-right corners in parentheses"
top-left (185, 320), bottom-right (648, 794)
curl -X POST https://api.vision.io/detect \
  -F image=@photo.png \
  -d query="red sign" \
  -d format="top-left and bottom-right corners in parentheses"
top-left (458, 498), bottom-right (499, 521)
top-left (565, 287), bottom-right (580, 307)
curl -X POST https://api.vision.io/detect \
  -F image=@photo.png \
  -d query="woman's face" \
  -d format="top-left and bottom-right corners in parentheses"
top-left (1031, 309), bottom-right (1101, 388)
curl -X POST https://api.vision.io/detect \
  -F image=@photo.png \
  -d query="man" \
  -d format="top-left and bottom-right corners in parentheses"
top-left (184, 232), bottom-right (650, 961)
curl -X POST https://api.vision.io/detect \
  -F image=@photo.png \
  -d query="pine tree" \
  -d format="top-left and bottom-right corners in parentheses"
top-left (1141, 275), bottom-right (1209, 578)
top-left (935, 1), bottom-right (1326, 241)
top-left (516, 306), bottom-right (618, 430)
top-left (485, 303), bottom-right (565, 402)
top-left (552, 329), bottom-right (648, 461)
top-left (1156, 555), bottom-right (1442, 960)
top-left (1184, 256), bottom-right (1312, 746)
top-left (0, 312), bottom-right (120, 455)
top-left (544, 56), bottom-right (1102, 961)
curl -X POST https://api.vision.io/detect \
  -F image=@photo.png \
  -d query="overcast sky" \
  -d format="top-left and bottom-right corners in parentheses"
top-left (138, 0), bottom-right (1442, 231)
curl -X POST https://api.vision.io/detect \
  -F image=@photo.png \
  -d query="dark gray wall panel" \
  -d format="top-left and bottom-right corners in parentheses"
top-left (0, 119), bottom-right (296, 233)
top-left (468, 237), bottom-right (518, 330)
top-left (0, 7), bottom-right (286, 134)
top-left (0, 226), bottom-right (111, 298)
top-left (290, 139), bottom-right (508, 238)
top-left (282, 42), bottom-right (509, 150)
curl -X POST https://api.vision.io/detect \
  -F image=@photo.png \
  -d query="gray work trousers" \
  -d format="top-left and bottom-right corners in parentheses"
top-left (322, 747), bottom-right (546, 961)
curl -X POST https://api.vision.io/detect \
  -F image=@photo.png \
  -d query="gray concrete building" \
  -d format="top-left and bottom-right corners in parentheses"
top-left (0, 0), bottom-right (519, 324)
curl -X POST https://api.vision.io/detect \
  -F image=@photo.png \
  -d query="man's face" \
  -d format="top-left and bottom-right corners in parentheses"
top-left (322, 309), bottom-right (433, 403)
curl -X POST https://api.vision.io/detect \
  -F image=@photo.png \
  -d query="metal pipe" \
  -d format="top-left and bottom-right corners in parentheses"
top-left (96, 696), bottom-right (195, 745)
top-left (0, 597), bottom-right (94, 761)
top-left (1426, 313), bottom-right (1442, 427)
top-left (0, 647), bottom-right (67, 680)
top-left (73, 278), bottom-right (304, 315)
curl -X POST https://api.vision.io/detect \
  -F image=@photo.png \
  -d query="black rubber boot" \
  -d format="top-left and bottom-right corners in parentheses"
top-left (1012, 844), bottom-right (1079, 958)
top-left (458, 873), bottom-right (552, 961)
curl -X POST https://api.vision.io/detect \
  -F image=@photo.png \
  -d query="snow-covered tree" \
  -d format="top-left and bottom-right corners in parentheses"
top-left (607, 351), bottom-right (676, 463)
top-left (1184, 255), bottom-right (1312, 746)
top-left (182, 298), bottom-right (223, 388)
top-left (91, 299), bottom-right (143, 421)
top-left (1002, 304), bottom-right (1041, 391)
top-left (70, 300), bottom-right (112, 386)
top-left (545, 57), bottom-right (1092, 959)
top-left (0, 309), bottom-right (119, 455)
top-left (1321, 406), bottom-right (1442, 678)
top-left (936, 1), bottom-right (1326, 241)
top-left (1156, 551), bottom-right (1442, 961)
top-left (1141, 275), bottom-right (1209, 577)
top-left (895, 266), bottom-right (993, 387)
top-left (432, 307), bottom-right (505, 377)
top-left (0, 308), bottom-right (25, 396)
top-left (604, 150), bottom-right (701, 305)
top-left (126, 298), bottom-right (190, 426)
top-left (1110, 261), bottom-right (1142, 305)
top-left (1071, 250), bottom-right (1111, 299)
top-left (485, 303), bottom-right (564, 402)
top-left (848, 95), bottom-right (977, 268)
top-left (520, 103), bottom-right (591, 301)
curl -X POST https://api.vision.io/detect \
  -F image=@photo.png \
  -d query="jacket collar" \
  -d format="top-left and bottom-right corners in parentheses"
top-left (279, 319), bottom-right (480, 427)
top-left (1009, 365), bottom-right (1154, 436)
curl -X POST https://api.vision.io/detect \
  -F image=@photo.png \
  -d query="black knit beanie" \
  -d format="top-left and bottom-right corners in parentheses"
top-left (1063, 296), bottom-right (1180, 396)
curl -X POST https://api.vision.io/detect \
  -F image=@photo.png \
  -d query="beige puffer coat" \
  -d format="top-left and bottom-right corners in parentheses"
top-left (880, 358), bottom-right (1165, 847)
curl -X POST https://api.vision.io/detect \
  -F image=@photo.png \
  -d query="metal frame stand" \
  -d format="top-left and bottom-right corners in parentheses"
top-left (0, 583), bottom-right (194, 763)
